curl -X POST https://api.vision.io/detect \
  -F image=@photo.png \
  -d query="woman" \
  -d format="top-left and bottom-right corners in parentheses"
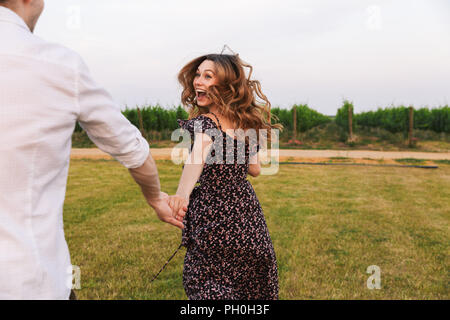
top-left (169, 53), bottom-right (283, 300)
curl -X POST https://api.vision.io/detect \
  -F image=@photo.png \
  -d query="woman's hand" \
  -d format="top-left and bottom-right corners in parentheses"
top-left (147, 192), bottom-right (186, 229)
top-left (168, 194), bottom-right (189, 222)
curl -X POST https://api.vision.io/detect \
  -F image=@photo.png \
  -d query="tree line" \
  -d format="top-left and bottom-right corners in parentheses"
top-left (74, 103), bottom-right (450, 135)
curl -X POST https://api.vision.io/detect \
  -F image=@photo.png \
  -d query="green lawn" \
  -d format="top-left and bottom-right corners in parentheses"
top-left (64, 159), bottom-right (450, 299)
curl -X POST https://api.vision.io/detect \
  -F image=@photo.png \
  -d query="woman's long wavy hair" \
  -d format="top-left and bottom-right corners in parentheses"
top-left (178, 54), bottom-right (283, 143)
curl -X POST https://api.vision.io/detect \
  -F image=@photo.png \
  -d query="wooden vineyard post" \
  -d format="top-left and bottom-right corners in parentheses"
top-left (408, 106), bottom-right (414, 147)
top-left (292, 105), bottom-right (297, 140)
top-left (348, 104), bottom-right (353, 142)
top-left (267, 104), bottom-right (271, 142)
top-left (137, 107), bottom-right (149, 141)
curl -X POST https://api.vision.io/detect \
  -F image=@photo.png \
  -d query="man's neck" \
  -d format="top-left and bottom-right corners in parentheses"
top-left (0, 3), bottom-right (18, 14)
top-left (0, 4), bottom-right (33, 32)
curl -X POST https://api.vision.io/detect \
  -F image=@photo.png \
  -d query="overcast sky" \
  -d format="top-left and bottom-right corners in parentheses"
top-left (34, 0), bottom-right (450, 115)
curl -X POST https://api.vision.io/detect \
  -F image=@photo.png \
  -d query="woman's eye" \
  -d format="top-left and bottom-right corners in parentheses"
top-left (205, 75), bottom-right (212, 79)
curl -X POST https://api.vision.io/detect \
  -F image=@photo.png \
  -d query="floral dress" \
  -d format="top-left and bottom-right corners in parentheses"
top-left (176, 112), bottom-right (279, 300)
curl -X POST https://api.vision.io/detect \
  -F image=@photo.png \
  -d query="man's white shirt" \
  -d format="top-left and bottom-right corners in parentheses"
top-left (0, 7), bottom-right (150, 299)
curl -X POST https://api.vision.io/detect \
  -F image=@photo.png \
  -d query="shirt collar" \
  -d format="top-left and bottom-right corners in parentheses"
top-left (0, 6), bottom-right (31, 32)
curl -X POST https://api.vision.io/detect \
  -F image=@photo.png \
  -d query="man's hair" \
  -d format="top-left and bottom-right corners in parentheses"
top-left (0, 0), bottom-right (15, 8)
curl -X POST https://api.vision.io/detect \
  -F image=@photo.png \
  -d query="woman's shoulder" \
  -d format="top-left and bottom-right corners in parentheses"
top-left (177, 114), bottom-right (218, 132)
top-left (177, 114), bottom-right (214, 125)
top-left (199, 113), bottom-right (215, 121)
top-left (188, 113), bottom-right (217, 124)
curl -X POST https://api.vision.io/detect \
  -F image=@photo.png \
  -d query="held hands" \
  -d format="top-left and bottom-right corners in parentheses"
top-left (168, 194), bottom-right (189, 225)
top-left (147, 192), bottom-right (187, 230)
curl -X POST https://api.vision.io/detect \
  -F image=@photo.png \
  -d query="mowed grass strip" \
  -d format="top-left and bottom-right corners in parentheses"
top-left (64, 159), bottom-right (450, 299)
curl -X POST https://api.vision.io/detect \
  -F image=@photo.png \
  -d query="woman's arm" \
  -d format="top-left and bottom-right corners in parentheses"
top-left (248, 150), bottom-right (261, 177)
top-left (176, 132), bottom-right (213, 199)
top-left (168, 132), bottom-right (213, 214)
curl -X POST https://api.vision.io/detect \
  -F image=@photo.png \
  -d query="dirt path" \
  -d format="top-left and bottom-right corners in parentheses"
top-left (71, 148), bottom-right (450, 165)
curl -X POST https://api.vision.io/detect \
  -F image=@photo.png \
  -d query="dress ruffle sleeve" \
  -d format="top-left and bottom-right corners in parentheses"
top-left (177, 115), bottom-right (221, 141)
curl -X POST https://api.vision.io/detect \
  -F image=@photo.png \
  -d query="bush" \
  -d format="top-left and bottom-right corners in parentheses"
top-left (355, 105), bottom-right (450, 134)
top-left (271, 104), bottom-right (332, 140)
top-left (72, 103), bottom-right (449, 146)
top-left (335, 100), bottom-right (356, 133)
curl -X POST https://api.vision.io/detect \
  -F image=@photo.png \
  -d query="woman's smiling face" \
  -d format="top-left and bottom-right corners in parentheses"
top-left (193, 60), bottom-right (218, 107)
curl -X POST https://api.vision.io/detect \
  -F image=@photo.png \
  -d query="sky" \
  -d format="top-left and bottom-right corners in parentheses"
top-left (34, 0), bottom-right (450, 115)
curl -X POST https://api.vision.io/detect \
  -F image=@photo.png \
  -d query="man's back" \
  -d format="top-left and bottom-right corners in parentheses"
top-left (0, 6), bottom-right (150, 299)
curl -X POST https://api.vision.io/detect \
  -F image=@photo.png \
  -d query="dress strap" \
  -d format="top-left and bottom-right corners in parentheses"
top-left (208, 112), bottom-right (223, 131)
top-left (149, 242), bottom-right (183, 283)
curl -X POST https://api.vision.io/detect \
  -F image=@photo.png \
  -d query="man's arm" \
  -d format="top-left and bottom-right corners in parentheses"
top-left (74, 55), bottom-right (185, 228)
top-left (76, 56), bottom-right (149, 169)
top-left (129, 154), bottom-right (185, 229)
top-left (128, 154), bottom-right (161, 201)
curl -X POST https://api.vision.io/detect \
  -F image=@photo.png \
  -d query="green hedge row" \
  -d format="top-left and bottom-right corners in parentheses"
top-left (353, 105), bottom-right (450, 133)
top-left (74, 103), bottom-right (450, 135)
top-left (121, 105), bottom-right (188, 132)
top-left (75, 105), bottom-right (188, 133)
top-left (271, 104), bottom-right (332, 132)
top-left (335, 100), bottom-right (356, 133)
top-left (75, 104), bottom-right (332, 134)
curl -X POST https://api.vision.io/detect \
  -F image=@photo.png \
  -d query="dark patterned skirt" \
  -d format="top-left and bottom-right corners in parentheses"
top-left (182, 180), bottom-right (279, 300)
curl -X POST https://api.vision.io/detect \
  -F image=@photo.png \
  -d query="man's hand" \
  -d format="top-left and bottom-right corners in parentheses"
top-left (147, 192), bottom-right (187, 229)
top-left (128, 155), bottom-right (187, 229)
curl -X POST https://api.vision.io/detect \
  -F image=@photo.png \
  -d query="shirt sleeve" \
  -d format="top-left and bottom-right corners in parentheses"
top-left (75, 56), bottom-right (149, 169)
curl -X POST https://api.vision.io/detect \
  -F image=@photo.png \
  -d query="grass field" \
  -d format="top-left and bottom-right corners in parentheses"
top-left (64, 159), bottom-right (450, 299)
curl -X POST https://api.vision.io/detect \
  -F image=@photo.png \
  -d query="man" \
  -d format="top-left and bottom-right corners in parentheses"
top-left (0, 0), bottom-right (186, 299)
